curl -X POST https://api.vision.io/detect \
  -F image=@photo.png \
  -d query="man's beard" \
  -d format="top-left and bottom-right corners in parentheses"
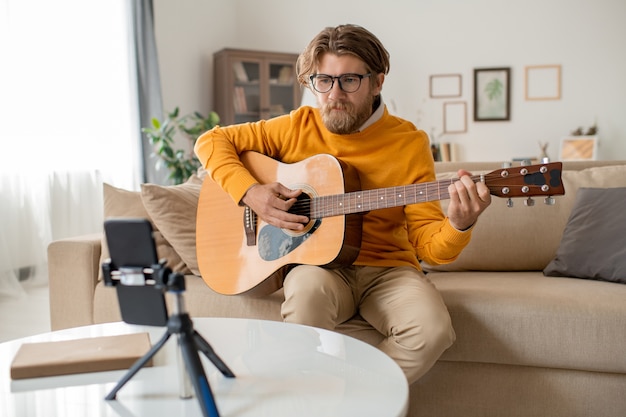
top-left (320, 95), bottom-right (375, 134)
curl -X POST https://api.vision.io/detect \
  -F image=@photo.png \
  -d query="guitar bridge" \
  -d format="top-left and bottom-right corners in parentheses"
top-left (244, 206), bottom-right (257, 246)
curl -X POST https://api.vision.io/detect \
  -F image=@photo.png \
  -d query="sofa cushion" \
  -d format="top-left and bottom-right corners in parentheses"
top-left (92, 276), bottom-right (385, 347)
top-left (425, 165), bottom-right (626, 272)
top-left (429, 271), bottom-right (626, 374)
top-left (100, 183), bottom-right (189, 278)
top-left (543, 187), bottom-right (626, 283)
top-left (140, 174), bottom-right (203, 275)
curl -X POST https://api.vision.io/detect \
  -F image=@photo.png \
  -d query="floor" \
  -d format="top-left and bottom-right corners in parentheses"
top-left (0, 280), bottom-right (51, 343)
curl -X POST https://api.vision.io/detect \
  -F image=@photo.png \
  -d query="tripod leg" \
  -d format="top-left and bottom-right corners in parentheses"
top-left (105, 330), bottom-right (172, 401)
top-left (176, 334), bottom-right (193, 399)
top-left (179, 332), bottom-right (220, 417)
top-left (193, 331), bottom-right (236, 378)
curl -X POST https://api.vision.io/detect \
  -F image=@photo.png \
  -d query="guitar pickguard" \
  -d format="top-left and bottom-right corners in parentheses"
top-left (257, 219), bottom-right (322, 261)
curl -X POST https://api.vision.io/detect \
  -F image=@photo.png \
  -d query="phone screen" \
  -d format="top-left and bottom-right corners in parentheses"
top-left (104, 218), bottom-right (158, 268)
top-left (103, 218), bottom-right (168, 326)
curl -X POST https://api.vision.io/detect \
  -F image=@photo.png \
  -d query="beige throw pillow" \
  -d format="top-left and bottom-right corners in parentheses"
top-left (140, 174), bottom-right (203, 276)
top-left (100, 183), bottom-right (189, 279)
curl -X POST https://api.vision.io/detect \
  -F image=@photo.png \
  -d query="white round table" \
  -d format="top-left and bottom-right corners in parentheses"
top-left (1, 318), bottom-right (408, 417)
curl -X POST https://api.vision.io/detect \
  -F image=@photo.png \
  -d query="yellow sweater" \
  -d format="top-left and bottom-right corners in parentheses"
top-left (194, 105), bottom-right (471, 269)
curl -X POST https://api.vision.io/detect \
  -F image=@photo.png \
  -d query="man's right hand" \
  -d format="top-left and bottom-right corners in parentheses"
top-left (241, 183), bottom-right (309, 231)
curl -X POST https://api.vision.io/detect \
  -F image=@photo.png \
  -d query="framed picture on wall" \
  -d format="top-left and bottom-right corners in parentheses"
top-left (443, 101), bottom-right (467, 133)
top-left (525, 65), bottom-right (561, 100)
top-left (473, 67), bottom-right (510, 121)
top-left (430, 74), bottom-right (462, 98)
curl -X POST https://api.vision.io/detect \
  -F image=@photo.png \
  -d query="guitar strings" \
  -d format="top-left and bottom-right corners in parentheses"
top-left (286, 170), bottom-right (556, 217)
top-left (283, 174), bottom-right (500, 207)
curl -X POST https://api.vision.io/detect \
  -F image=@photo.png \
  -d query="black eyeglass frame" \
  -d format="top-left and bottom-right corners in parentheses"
top-left (308, 73), bottom-right (372, 93)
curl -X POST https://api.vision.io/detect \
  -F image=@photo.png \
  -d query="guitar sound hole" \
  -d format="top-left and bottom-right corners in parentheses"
top-left (285, 192), bottom-right (316, 236)
top-left (289, 193), bottom-right (312, 220)
top-left (278, 182), bottom-right (320, 239)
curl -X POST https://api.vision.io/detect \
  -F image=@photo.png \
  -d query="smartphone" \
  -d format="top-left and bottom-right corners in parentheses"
top-left (103, 218), bottom-right (168, 326)
top-left (104, 218), bottom-right (158, 270)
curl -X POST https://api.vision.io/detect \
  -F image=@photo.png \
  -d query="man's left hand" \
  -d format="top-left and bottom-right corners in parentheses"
top-left (447, 169), bottom-right (492, 231)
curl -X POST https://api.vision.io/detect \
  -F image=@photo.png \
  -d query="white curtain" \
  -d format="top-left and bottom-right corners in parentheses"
top-left (0, 0), bottom-right (142, 296)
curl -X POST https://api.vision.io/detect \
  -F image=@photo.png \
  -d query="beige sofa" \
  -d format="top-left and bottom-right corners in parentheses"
top-left (48, 160), bottom-right (626, 417)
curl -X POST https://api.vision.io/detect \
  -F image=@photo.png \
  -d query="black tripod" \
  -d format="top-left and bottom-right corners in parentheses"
top-left (104, 272), bottom-right (235, 417)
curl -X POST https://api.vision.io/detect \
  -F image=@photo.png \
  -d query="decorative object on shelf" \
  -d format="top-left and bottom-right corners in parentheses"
top-left (427, 129), bottom-right (458, 162)
top-left (232, 61), bottom-right (248, 82)
top-left (429, 74), bottom-right (462, 98)
top-left (539, 141), bottom-right (550, 161)
top-left (431, 143), bottom-right (441, 162)
top-left (585, 124), bottom-right (598, 136)
top-left (429, 128), bottom-right (441, 162)
top-left (560, 136), bottom-right (598, 161)
top-left (277, 66), bottom-right (294, 84)
top-left (142, 107), bottom-right (220, 184)
top-left (570, 123), bottom-right (598, 136)
top-left (438, 142), bottom-right (458, 162)
top-left (525, 65), bottom-right (562, 100)
top-left (473, 67), bottom-right (511, 121)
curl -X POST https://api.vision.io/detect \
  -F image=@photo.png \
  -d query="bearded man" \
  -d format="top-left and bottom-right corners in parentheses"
top-left (195, 24), bottom-right (491, 383)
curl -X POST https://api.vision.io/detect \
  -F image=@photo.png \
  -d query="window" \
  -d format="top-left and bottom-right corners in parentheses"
top-left (1, 0), bottom-right (141, 294)
top-left (1, 0), bottom-right (141, 189)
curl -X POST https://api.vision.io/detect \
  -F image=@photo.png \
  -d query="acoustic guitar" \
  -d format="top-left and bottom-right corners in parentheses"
top-left (196, 152), bottom-right (564, 296)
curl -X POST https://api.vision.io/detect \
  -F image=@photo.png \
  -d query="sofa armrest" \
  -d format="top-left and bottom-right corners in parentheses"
top-left (48, 234), bottom-right (102, 330)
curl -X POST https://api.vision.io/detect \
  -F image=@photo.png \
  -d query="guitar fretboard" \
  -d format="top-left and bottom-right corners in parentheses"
top-left (311, 179), bottom-right (458, 218)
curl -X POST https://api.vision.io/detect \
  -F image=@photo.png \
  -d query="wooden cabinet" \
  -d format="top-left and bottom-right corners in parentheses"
top-left (213, 48), bottom-right (303, 125)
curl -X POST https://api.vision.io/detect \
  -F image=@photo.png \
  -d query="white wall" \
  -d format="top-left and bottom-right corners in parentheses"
top-left (154, 0), bottom-right (626, 162)
top-left (154, 0), bottom-right (236, 117)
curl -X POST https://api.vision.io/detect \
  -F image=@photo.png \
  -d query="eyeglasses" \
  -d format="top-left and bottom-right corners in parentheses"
top-left (309, 73), bottom-right (372, 93)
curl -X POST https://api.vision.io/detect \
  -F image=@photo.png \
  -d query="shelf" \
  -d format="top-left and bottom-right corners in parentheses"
top-left (214, 48), bottom-right (302, 125)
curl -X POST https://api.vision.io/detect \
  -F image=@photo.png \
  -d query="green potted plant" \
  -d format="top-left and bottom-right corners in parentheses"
top-left (142, 107), bottom-right (220, 184)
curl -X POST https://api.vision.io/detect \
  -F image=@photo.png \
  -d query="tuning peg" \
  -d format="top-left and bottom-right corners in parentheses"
top-left (524, 197), bottom-right (535, 206)
top-left (506, 198), bottom-right (514, 208)
top-left (544, 196), bottom-right (555, 205)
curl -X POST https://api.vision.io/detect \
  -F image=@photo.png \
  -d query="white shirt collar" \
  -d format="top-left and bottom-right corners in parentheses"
top-left (357, 96), bottom-right (385, 132)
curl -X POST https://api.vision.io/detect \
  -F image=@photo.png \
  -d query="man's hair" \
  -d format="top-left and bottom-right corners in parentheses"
top-left (296, 24), bottom-right (390, 87)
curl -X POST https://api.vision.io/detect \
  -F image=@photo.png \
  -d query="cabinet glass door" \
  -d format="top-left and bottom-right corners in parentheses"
top-left (268, 62), bottom-right (297, 118)
top-left (232, 59), bottom-right (261, 124)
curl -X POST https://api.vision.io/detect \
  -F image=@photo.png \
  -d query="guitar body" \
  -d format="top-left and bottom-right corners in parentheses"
top-left (196, 152), bottom-right (362, 296)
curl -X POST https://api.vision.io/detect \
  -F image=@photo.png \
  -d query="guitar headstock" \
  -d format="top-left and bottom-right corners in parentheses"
top-left (484, 162), bottom-right (565, 200)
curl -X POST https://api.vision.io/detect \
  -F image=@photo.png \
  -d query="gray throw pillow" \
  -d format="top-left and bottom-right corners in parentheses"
top-left (543, 187), bottom-right (626, 283)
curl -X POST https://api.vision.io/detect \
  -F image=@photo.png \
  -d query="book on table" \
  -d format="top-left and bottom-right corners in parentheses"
top-left (10, 332), bottom-right (152, 379)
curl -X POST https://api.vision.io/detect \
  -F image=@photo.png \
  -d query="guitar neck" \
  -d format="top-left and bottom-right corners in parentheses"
top-left (311, 178), bottom-right (458, 218)
top-left (308, 159), bottom-right (565, 218)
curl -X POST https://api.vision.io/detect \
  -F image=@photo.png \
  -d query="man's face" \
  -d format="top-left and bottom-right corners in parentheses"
top-left (314, 53), bottom-right (384, 134)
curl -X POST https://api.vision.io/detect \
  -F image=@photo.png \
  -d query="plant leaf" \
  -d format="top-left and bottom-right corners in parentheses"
top-left (143, 107), bottom-right (220, 183)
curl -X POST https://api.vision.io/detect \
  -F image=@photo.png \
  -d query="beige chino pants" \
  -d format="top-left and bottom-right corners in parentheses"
top-left (281, 264), bottom-right (456, 384)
